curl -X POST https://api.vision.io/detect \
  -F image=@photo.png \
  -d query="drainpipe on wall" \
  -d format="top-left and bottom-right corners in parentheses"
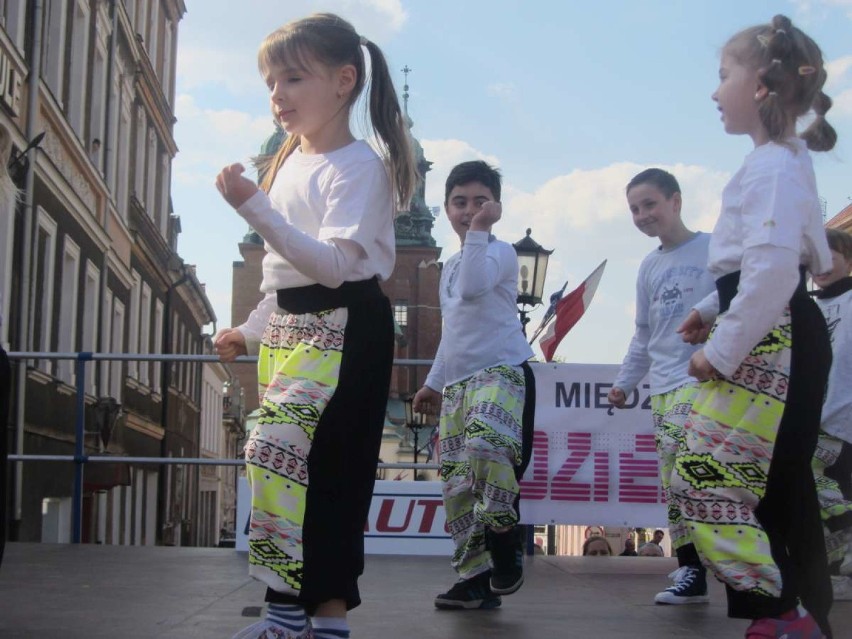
top-left (12, 0), bottom-right (44, 536)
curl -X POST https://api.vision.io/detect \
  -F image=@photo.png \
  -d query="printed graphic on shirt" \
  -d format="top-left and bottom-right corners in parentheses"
top-left (650, 265), bottom-right (706, 321)
top-left (820, 302), bottom-right (841, 343)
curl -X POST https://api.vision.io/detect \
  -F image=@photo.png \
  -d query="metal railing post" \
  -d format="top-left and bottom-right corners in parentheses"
top-left (71, 354), bottom-right (90, 543)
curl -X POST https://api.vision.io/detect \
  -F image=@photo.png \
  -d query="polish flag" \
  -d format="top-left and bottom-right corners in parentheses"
top-left (538, 260), bottom-right (607, 362)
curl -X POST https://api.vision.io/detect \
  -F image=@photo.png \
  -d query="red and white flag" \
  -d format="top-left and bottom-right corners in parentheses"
top-left (538, 260), bottom-right (607, 362)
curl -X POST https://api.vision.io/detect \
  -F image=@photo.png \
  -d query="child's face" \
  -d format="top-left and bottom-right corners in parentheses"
top-left (627, 183), bottom-right (681, 241)
top-left (812, 249), bottom-right (852, 289)
top-left (264, 56), bottom-right (354, 145)
top-left (712, 51), bottom-right (763, 141)
top-left (445, 181), bottom-right (496, 243)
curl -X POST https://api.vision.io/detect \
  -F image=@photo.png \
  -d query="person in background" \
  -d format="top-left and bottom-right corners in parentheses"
top-left (584, 536), bottom-right (614, 557)
top-left (811, 228), bottom-right (852, 602)
top-left (608, 168), bottom-right (714, 605)
top-left (413, 161), bottom-right (535, 611)
top-left (620, 538), bottom-right (638, 556)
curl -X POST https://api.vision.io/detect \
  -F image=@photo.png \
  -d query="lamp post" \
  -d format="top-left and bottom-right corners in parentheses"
top-left (512, 228), bottom-right (553, 336)
top-left (403, 395), bottom-right (438, 481)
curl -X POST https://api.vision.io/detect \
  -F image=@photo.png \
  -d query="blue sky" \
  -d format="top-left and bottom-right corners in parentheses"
top-left (172, 0), bottom-right (852, 365)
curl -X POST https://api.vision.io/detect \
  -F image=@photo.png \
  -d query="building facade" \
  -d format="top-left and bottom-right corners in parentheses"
top-left (0, 1), bottom-right (233, 547)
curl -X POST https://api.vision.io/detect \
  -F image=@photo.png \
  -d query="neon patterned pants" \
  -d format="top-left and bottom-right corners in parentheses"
top-left (671, 293), bottom-right (832, 630)
top-left (245, 280), bottom-right (393, 613)
top-left (440, 364), bottom-right (526, 579)
top-left (650, 383), bottom-right (698, 552)
top-left (813, 431), bottom-right (852, 566)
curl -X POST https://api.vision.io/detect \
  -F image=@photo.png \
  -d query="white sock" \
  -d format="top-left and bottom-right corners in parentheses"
top-left (311, 616), bottom-right (350, 639)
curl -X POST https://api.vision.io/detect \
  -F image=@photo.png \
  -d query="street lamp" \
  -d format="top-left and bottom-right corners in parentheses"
top-left (512, 228), bottom-right (553, 335)
top-left (403, 395), bottom-right (438, 480)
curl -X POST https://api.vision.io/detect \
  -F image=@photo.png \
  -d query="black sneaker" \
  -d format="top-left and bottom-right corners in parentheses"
top-left (654, 565), bottom-right (710, 604)
top-left (486, 526), bottom-right (525, 595)
top-left (434, 571), bottom-right (502, 610)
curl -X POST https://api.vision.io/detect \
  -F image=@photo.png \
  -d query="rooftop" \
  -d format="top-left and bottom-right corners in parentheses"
top-left (1, 542), bottom-right (850, 638)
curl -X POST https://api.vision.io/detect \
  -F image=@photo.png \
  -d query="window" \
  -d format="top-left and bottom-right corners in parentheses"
top-left (146, 129), bottom-right (157, 222)
top-left (394, 301), bottom-right (408, 329)
top-left (0, 184), bottom-right (13, 345)
top-left (140, 283), bottom-right (151, 386)
top-left (110, 299), bottom-right (125, 400)
top-left (81, 261), bottom-right (100, 395)
top-left (67, 0), bottom-right (91, 137)
top-left (99, 294), bottom-right (112, 396)
top-left (2, 0), bottom-right (27, 51)
top-left (89, 29), bottom-right (109, 174)
top-left (159, 153), bottom-right (170, 237)
top-left (42, 0), bottom-right (67, 103)
top-left (33, 208), bottom-right (57, 373)
top-left (153, 299), bottom-right (163, 392)
top-left (56, 236), bottom-right (81, 384)
top-left (127, 271), bottom-right (140, 380)
top-left (161, 21), bottom-right (174, 103)
top-left (134, 108), bottom-right (146, 202)
top-left (116, 92), bottom-right (132, 221)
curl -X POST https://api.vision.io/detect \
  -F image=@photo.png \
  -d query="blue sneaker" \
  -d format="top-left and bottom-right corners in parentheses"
top-left (654, 565), bottom-right (709, 605)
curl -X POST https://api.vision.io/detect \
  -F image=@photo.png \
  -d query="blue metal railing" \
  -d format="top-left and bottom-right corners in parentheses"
top-left (6, 351), bottom-right (437, 543)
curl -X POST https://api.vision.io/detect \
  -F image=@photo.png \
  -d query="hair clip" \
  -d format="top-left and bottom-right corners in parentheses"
top-left (359, 35), bottom-right (368, 46)
top-left (768, 91), bottom-right (778, 97)
top-left (798, 65), bottom-right (816, 75)
top-left (775, 28), bottom-right (787, 35)
top-left (770, 58), bottom-right (782, 65)
top-left (757, 34), bottom-right (771, 47)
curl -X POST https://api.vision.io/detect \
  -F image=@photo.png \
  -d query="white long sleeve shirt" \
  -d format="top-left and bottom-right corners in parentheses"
top-left (233, 140), bottom-right (395, 352)
top-left (614, 232), bottom-right (715, 396)
top-left (700, 139), bottom-right (832, 377)
top-left (814, 278), bottom-right (852, 443)
top-left (425, 231), bottom-right (533, 391)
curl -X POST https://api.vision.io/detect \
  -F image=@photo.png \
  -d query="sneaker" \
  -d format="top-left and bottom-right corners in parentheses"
top-left (434, 571), bottom-right (502, 610)
top-left (486, 526), bottom-right (525, 595)
top-left (654, 565), bottom-right (710, 605)
top-left (745, 608), bottom-right (824, 638)
top-left (231, 620), bottom-right (313, 639)
top-left (832, 575), bottom-right (852, 601)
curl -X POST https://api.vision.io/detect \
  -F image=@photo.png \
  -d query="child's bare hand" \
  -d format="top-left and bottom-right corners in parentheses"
top-left (688, 349), bottom-right (720, 382)
top-left (607, 387), bottom-right (626, 409)
top-left (215, 163), bottom-right (259, 209)
top-left (677, 309), bottom-right (711, 344)
top-left (412, 386), bottom-right (442, 416)
top-left (470, 201), bottom-right (502, 231)
top-left (214, 328), bottom-right (248, 363)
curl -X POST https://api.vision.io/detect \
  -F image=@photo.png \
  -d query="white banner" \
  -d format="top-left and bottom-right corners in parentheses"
top-left (520, 362), bottom-right (665, 527)
top-left (236, 363), bottom-right (665, 555)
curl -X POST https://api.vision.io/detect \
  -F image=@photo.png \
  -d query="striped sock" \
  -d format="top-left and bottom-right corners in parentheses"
top-left (311, 616), bottom-right (350, 639)
top-left (266, 603), bottom-right (308, 633)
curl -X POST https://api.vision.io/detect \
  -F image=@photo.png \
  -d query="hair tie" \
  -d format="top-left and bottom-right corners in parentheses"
top-left (770, 58), bottom-right (782, 66)
top-left (768, 91), bottom-right (778, 97)
top-left (359, 35), bottom-right (368, 46)
top-left (798, 65), bottom-right (816, 76)
top-left (775, 28), bottom-right (787, 35)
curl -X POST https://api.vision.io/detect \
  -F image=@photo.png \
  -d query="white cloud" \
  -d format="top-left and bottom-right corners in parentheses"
top-left (173, 94), bottom-right (273, 187)
top-left (833, 88), bottom-right (852, 117)
top-left (825, 55), bottom-right (852, 93)
top-left (791, 0), bottom-right (852, 18)
top-left (178, 0), bottom-right (408, 95)
top-left (487, 82), bottom-right (517, 100)
top-left (419, 139), bottom-right (501, 209)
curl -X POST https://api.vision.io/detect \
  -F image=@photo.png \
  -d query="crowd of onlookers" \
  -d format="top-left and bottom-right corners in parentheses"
top-left (581, 529), bottom-right (668, 558)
